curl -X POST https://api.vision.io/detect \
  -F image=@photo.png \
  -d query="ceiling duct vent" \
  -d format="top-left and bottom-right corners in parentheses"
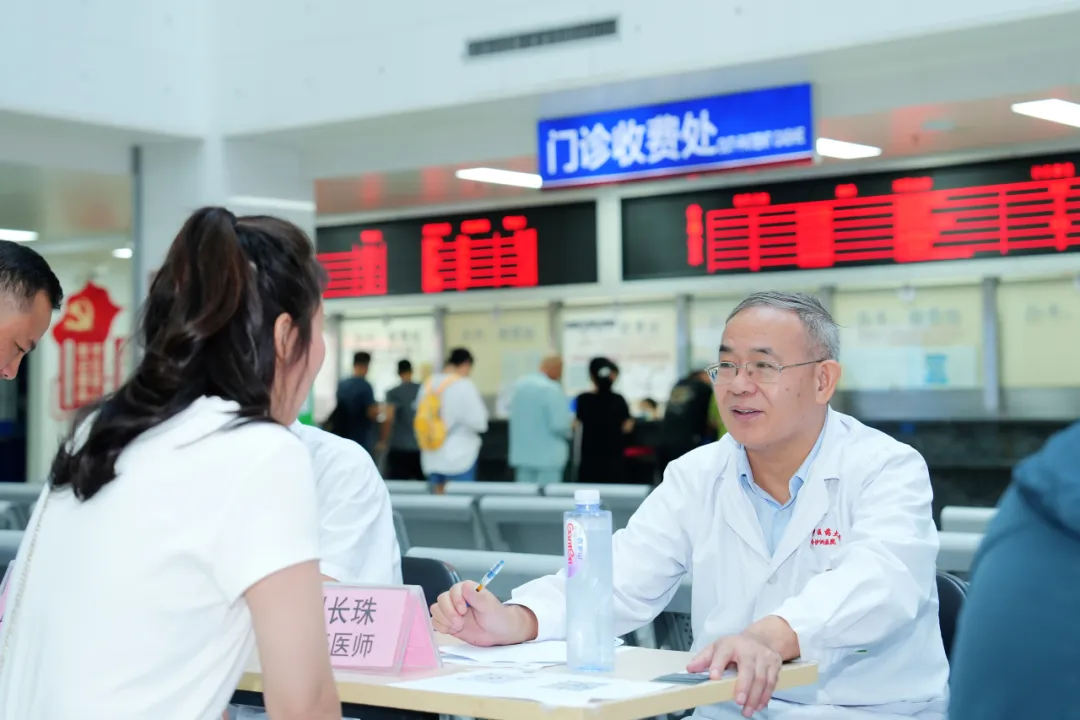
top-left (466, 18), bottom-right (618, 59)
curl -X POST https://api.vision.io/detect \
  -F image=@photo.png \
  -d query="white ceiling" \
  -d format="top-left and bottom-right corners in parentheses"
top-left (6, 10), bottom-right (1080, 236)
top-left (299, 12), bottom-right (1080, 216)
top-left (312, 89), bottom-right (1080, 216)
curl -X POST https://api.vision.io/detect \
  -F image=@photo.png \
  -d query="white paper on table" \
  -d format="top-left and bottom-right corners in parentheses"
top-left (391, 668), bottom-right (674, 707)
top-left (439, 638), bottom-right (624, 666)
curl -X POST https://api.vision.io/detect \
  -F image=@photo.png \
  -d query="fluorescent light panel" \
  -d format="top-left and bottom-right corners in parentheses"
top-left (1011, 99), bottom-right (1080, 128)
top-left (228, 196), bottom-right (317, 213)
top-left (112, 247), bottom-right (133, 259)
top-left (0, 229), bottom-right (38, 243)
top-left (455, 167), bottom-right (543, 189)
top-left (816, 138), bottom-right (882, 160)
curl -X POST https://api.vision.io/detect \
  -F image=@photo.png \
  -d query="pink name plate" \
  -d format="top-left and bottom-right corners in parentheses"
top-left (323, 583), bottom-right (442, 674)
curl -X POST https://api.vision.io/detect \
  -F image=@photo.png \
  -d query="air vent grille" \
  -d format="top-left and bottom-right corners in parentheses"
top-left (466, 18), bottom-right (618, 58)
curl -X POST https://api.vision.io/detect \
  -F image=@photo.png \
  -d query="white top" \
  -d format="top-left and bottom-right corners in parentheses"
top-left (510, 408), bottom-right (948, 720)
top-left (0, 396), bottom-right (320, 720)
top-left (235, 423), bottom-right (405, 719)
top-left (291, 422), bottom-right (402, 585)
top-left (418, 373), bottom-right (489, 476)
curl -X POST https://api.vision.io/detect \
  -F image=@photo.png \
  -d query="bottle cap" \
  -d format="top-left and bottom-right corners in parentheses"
top-left (575, 489), bottom-right (601, 506)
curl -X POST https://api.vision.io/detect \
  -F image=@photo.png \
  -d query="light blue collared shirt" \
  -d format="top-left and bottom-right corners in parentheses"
top-left (737, 418), bottom-right (827, 555)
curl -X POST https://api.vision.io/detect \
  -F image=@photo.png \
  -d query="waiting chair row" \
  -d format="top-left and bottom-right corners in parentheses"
top-left (940, 505), bottom-right (997, 535)
top-left (384, 479), bottom-right (651, 501)
top-left (389, 492), bottom-right (646, 555)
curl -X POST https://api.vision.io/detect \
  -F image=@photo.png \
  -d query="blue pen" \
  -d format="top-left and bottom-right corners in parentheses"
top-left (475, 560), bottom-right (505, 593)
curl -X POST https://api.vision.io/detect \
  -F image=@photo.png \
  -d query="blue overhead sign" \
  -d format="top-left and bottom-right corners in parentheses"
top-left (537, 84), bottom-right (813, 188)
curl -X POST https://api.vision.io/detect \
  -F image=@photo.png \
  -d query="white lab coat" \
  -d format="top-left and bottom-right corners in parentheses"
top-left (510, 408), bottom-right (949, 719)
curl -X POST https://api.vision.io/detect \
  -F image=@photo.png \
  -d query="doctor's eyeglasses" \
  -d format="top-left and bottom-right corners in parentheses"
top-left (705, 359), bottom-right (826, 385)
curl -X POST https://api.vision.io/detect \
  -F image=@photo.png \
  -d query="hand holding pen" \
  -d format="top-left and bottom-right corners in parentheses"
top-left (430, 559), bottom-right (539, 646)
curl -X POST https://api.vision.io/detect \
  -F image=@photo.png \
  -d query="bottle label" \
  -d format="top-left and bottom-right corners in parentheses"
top-left (566, 520), bottom-right (587, 578)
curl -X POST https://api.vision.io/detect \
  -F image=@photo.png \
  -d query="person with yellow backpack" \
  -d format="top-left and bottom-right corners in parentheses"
top-left (413, 348), bottom-right (489, 494)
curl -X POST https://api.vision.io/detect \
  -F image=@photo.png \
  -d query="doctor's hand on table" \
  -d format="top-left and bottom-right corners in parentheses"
top-left (431, 580), bottom-right (539, 646)
top-left (686, 615), bottom-right (801, 718)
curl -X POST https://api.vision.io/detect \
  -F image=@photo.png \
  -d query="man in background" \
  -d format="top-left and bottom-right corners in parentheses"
top-left (379, 359), bottom-right (423, 480)
top-left (417, 348), bottom-right (488, 494)
top-left (657, 369), bottom-right (715, 472)
top-left (508, 355), bottom-right (571, 486)
top-left (0, 241), bottom-right (62, 380)
top-left (335, 351), bottom-right (378, 453)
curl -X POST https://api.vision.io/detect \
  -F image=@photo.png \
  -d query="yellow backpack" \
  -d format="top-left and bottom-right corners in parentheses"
top-left (413, 375), bottom-right (461, 451)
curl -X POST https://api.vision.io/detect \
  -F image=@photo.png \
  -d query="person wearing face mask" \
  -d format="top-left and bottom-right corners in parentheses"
top-left (0, 208), bottom-right (342, 720)
top-left (430, 291), bottom-right (946, 720)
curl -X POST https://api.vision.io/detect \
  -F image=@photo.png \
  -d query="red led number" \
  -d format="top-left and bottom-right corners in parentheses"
top-left (318, 229), bottom-right (388, 298)
top-left (421, 214), bottom-right (539, 293)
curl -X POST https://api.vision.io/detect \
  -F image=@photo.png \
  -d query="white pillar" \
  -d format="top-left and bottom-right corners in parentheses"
top-left (133, 136), bottom-right (315, 304)
top-left (130, 136), bottom-right (319, 421)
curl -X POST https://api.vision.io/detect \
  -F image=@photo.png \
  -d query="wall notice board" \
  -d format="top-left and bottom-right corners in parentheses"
top-left (833, 286), bottom-right (983, 391)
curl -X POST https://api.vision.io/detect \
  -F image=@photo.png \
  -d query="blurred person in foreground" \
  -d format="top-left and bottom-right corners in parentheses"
top-left (416, 347), bottom-right (488, 494)
top-left (0, 208), bottom-right (341, 720)
top-left (0, 240), bottom-right (63, 380)
top-left (658, 369), bottom-right (716, 472)
top-left (432, 291), bottom-right (947, 719)
top-left (508, 355), bottom-right (571, 486)
top-left (235, 420), bottom-right (402, 719)
top-left (574, 357), bottom-right (633, 483)
top-left (378, 359), bottom-right (423, 480)
top-left (948, 421), bottom-right (1080, 719)
top-left (333, 351), bottom-right (378, 453)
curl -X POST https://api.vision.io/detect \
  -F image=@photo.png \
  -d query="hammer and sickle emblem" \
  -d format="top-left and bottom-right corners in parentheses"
top-left (62, 298), bottom-right (95, 333)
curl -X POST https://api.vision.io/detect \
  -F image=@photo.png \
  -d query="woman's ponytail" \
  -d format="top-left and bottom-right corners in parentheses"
top-left (589, 357), bottom-right (617, 394)
top-left (50, 206), bottom-right (322, 501)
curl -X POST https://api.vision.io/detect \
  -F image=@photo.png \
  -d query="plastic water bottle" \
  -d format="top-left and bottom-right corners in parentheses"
top-left (564, 488), bottom-right (615, 672)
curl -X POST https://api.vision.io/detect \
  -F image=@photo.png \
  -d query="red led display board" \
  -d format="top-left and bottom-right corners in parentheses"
top-left (316, 202), bottom-right (597, 298)
top-left (420, 215), bottom-right (538, 293)
top-left (622, 153), bottom-right (1080, 281)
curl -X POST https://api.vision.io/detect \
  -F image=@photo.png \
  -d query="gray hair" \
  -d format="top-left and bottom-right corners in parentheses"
top-left (727, 291), bottom-right (840, 360)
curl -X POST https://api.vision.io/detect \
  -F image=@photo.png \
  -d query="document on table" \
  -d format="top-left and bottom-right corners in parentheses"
top-left (439, 639), bottom-right (625, 668)
top-left (392, 668), bottom-right (674, 707)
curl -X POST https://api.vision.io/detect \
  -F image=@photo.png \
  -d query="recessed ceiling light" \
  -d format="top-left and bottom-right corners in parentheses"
top-left (455, 168), bottom-right (543, 189)
top-left (1011, 99), bottom-right (1080, 128)
top-left (228, 196), bottom-right (317, 213)
top-left (0, 229), bottom-right (38, 243)
top-left (816, 138), bottom-right (883, 160)
top-left (112, 247), bottom-right (133, 259)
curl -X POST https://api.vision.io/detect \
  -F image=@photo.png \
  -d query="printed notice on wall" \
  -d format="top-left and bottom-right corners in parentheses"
top-left (562, 304), bottom-right (678, 405)
top-left (340, 316), bottom-right (437, 401)
top-left (834, 286), bottom-right (982, 391)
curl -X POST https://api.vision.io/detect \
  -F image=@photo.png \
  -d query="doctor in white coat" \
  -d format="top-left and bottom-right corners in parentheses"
top-left (431, 291), bottom-right (948, 719)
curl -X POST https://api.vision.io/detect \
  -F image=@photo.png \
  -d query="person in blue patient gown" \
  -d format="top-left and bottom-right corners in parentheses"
top-left (508, 355), bottom-right (572, 486)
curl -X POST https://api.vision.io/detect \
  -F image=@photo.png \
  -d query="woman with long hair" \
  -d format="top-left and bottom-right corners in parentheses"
top-left (0, 208), bottom-right (341, 719)
top-left (574, 357), bottom-right (633, 483)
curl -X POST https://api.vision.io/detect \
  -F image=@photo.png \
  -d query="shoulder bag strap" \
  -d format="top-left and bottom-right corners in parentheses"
top-left (0, 488), bottom-right (52, 673)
